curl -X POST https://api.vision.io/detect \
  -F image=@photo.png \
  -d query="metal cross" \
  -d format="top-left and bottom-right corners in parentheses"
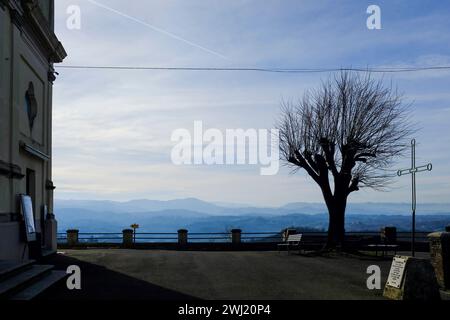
top-left (397, 139), bottom-right (432, 257)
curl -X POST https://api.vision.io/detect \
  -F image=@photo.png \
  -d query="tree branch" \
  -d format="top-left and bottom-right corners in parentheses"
top-left (289, 151), bottom-right (320, 183)
top-left (319, 138), bottom-right (338, 177)
top-left (347, 177), bottom-right (360, 195)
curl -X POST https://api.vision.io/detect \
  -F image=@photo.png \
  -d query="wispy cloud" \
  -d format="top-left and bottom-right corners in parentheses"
top-left (86, 0), bottom-right (229, 60)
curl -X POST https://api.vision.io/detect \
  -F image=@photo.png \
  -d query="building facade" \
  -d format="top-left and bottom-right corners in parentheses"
top-left (0, 0), bottom-right (66, 260)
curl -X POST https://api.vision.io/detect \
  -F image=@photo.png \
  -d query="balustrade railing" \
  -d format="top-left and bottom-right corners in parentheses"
top-left (57, 230), bottom-right (433, 245)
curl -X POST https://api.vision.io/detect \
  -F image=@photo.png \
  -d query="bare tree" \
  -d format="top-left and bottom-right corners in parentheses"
top-left (278, 72), bottom-right (414, 248)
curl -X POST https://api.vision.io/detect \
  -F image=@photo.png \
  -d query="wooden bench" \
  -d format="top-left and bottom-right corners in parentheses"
top-left (367, 244), bottom-right (399, 257)
top-left (278, 234), bottom-right (303, 254)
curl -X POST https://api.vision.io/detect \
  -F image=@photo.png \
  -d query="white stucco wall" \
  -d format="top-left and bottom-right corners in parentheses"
top-left (0, 0), bottom-right (63, 260)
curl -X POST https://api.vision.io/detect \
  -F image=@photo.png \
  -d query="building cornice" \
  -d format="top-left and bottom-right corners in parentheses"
top-left (6, 0), bottom-right (67, 63)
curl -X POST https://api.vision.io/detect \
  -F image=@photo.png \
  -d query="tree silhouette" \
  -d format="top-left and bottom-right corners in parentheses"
top-left (278, 72), bottom-right (414, 248)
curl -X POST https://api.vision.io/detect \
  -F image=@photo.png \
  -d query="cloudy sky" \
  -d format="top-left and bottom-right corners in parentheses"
top-left (52, 0), bottom-right (450, 206)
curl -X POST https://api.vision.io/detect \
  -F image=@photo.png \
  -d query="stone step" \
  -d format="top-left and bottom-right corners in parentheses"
top-left (0, 265), bottom-right (53, 298)
top-left (0, 260), bottom-right (35, 281)
top-left (41, 249), bottom-right (56, 258)
top-left (440, 290), bottom-right (450, 300)
top-left (10, 270), bottom-right (67, 300)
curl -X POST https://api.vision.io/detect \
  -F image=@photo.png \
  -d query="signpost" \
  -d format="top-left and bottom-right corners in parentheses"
top-left (130, 224), bottom-right (140, 243)
top-left (397, 139), bottom-right (432, 257)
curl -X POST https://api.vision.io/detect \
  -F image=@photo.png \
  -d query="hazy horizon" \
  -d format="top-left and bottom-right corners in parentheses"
top-left (55, 197), bottom-right (450, 215)
top-left (54, 197), bottom-right (450, 209)
top-left (54, 197), bottom-right (450, 233)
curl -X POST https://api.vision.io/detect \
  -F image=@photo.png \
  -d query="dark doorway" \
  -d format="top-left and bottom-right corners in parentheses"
top-left (26, 169), bottom-right (36, 214)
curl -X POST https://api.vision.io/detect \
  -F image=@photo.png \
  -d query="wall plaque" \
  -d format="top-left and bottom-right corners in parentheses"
top-left (387, 256), bottom-right (408, 289)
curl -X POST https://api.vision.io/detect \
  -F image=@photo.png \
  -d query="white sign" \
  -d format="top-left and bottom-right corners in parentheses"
top-left (387, 256), bottom-right (408, 288)
top-left (20, 195), bottom-right (37, 242)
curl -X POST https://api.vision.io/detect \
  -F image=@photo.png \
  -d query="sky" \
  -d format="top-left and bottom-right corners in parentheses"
top-left (52, 0), bottom-right (450, 206)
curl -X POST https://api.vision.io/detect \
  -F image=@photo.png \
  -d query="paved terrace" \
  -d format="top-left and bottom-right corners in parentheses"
top-left (37, 249), bottom-right (429, 300)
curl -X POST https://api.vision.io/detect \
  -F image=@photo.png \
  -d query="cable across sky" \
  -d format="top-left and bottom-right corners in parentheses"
top-left (55, 65), bottom-right (450, 74)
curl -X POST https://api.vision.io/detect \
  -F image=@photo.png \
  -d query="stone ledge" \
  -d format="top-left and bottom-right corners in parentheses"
top-left (0, 213), bottom-right (20, 223)
top-left (0, 160), bottom-right (24, 179)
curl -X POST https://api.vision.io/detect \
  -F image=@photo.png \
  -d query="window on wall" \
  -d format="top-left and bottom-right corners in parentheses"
top-left (25, 82), bottom-right (38, 132)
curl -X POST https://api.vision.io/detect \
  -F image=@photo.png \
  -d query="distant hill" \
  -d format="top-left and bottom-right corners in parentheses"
top-left (55, 198), bottom-right (450, 216)
top-left (56, 198), bottom-right (228, 214)
top-left (54, 198), bottom-right (450, 233)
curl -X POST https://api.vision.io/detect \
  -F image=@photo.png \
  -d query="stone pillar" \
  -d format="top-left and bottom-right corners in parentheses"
top-left (428, 232), bottom-right (450, 290)
top-left (231, 229), bottom-right (242, 244)
top-left (44, 214), bottom-right (58, 252)
top-left (122, 229), bottom-right (134, 246)
top-left (67, 229), bottom-right (79, 246)
top-left (178, 229), bottom-right (188, 246)
top-left (381, 227), bottom-right (397, 244)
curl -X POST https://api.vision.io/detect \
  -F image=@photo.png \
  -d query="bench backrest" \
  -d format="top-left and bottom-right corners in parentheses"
top-left (286, 234), bottom-right (302, 243)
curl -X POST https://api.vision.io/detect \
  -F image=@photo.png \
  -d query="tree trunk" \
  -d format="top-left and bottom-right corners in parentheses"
top-left (325, 196), bottom-right (347, 249)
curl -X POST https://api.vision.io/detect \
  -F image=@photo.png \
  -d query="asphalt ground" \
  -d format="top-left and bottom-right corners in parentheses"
top-left (38, 249), bottom-right (412, 300)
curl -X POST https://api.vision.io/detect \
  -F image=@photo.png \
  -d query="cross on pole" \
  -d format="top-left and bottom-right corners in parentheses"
top-left (397, 139), bottom-right (432, 257)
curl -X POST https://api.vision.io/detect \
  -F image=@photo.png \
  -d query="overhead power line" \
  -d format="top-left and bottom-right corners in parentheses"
top-left (55, 65), bottom-right (450, 74)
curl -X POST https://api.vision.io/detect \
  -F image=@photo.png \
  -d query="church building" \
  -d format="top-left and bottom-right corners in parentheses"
top-left (0, 0), bottom-right (66, 260)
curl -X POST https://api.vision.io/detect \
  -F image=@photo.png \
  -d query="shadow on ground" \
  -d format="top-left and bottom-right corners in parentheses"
top-left (38, 254), bottom-right (198, 300)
